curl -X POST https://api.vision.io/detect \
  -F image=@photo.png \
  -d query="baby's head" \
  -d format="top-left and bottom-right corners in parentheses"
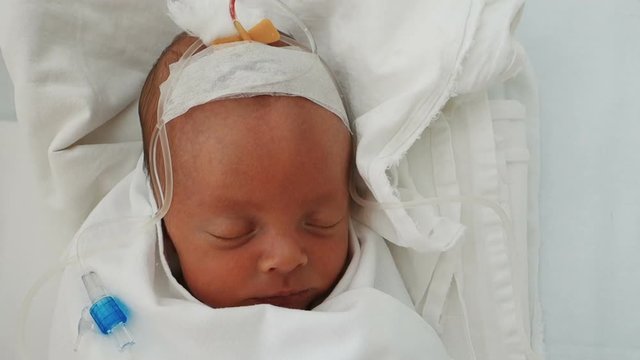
top-left (139, 34), bottom-right (351, 310)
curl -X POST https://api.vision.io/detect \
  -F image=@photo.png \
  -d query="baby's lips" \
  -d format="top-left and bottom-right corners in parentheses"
top-left (251, 288), bottom-right (312, 309)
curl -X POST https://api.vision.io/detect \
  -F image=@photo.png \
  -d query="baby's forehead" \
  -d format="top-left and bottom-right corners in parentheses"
top-left (189, 95), bottom-right (298, 117)
top-left (168, 95), bottom-right (352, 192)
top-left (176, 95), bottom-right (344, 134)
top-left (168, 95), bottom-right (349, 162)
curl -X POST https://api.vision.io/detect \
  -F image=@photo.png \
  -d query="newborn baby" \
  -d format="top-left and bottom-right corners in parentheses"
top-left (138, 34), bottom-right (352, 310)
top-left (49, 29), bottom-right (450, 360)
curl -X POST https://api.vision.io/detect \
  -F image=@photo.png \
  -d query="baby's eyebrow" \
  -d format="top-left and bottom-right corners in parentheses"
top-left (200, 196), bottom-right (259, 210)
top-left (306, 191), bottom-right (348, 206)
top-left (198, 190), bottom-right (346, 211)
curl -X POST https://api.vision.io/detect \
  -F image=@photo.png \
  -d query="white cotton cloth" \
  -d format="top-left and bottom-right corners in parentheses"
top-left (161, 42), bottom-right (349, 130)
top-left (290, 0), bottom-right (526, 254)
top-left (48, 157), bottom-right (451, 360)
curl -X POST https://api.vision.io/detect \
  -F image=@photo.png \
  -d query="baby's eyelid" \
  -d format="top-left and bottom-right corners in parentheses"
top-left (304, 216), bottom-right (345, 229)
top-left (208, 228), bottom-right (257, 241)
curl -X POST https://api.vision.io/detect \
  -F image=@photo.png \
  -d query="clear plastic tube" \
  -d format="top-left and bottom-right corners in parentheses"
top-left (150, 38), bottom-right (204, 222)
top-left (271, 0), bottom-right (317, 54)
top-left (348, 178), bottom-right (515, 247)
top-left (150, 125), bottom-right (164, 205)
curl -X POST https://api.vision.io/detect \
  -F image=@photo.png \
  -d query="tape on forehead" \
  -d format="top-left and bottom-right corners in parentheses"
top-left (160, 42), bottom-right (349, 130)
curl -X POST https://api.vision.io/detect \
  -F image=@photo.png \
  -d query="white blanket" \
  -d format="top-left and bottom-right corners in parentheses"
top-left (49, 158), bottom-right (450, 360)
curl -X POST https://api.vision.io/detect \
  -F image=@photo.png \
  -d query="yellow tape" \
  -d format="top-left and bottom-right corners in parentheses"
top-left (212, 19), bottom-right (281, 45)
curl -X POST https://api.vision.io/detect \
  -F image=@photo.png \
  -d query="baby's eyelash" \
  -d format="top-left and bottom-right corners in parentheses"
top-left (304, 217), bottom-right (344, 229)
top-left (208, 229), bottom-right (257, 241)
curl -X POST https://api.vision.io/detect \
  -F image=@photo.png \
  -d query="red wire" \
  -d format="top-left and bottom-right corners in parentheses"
top-left (229, 0), bottom-right (237, 20)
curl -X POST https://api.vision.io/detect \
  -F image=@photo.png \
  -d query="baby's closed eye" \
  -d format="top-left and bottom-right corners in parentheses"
top-left (205, 219), bottom-right (256, 241)
top-left (303, 215), bottom-right (344, 229)
top-left (301, 208), bottom-right (348, 235)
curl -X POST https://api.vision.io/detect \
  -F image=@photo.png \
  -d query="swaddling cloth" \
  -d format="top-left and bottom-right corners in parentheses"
top-left (160, 41), bottom-right (350, 130)
top-left (49, 157), bottom-right (451, 360)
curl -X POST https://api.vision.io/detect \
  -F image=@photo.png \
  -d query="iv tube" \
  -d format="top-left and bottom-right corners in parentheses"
top-left (348, 178), bottom-right (515, 247)
top-left (149, 37), bottom-right (204, 223)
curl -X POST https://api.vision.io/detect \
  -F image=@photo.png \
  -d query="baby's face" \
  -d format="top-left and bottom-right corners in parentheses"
top-left (163, 96), bottom-right (351, 310)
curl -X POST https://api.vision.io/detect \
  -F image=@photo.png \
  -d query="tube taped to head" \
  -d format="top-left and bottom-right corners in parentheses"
top-left (159, 41), bottom-right (350, 131)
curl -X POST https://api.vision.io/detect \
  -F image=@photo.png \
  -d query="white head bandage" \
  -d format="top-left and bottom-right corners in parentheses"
top-left (150, 0), bottom-right (350, 220)
top-left (159, 41), bottom-right (350, 130)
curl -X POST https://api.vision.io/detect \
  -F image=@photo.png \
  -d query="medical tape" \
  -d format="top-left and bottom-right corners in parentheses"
top-left (159, 41), bottom-right (349, 130)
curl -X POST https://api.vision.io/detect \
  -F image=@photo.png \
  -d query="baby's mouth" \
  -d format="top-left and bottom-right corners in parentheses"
top-left (251, 289), bottom-right (312, 309)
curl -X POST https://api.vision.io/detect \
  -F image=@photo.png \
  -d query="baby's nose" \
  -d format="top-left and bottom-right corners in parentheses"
top-left (257, 234), bottom-right (308, 274)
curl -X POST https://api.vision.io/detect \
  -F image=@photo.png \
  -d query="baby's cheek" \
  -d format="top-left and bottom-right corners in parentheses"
top-left (180, 247), bottom-right (257, 307)
top-left (311, 231), bottom-right (349, 281)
